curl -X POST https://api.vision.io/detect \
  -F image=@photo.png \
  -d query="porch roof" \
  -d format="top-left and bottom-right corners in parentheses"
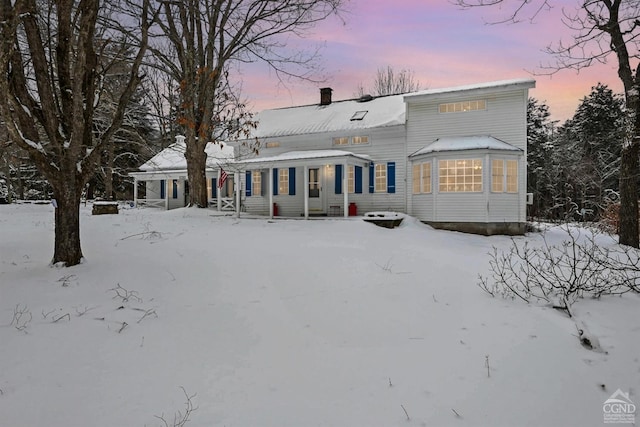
top-left (139, 140), bottom-right (233, 172)
top-left (236, 149), bottom-right (371, 168)
top-left (409, 135), bottom-right (523, 157)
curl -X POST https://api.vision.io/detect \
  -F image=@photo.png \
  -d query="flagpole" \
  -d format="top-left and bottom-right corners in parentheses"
top-left (217, 169), bottom-right (222, 212)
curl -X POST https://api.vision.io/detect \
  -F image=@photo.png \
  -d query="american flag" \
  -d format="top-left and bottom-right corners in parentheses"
top-left (218, 168), bottom-right (228, 189)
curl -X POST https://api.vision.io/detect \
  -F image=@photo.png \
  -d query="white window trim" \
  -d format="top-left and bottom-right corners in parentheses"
top-left (278, 169), bottom-right (289, 195)
top-left (252, 170), bottom-right (262, 196)
top-left (374, 163), bottom-right (387, 193)
top-left (438, 159), bottom-right (483, 193)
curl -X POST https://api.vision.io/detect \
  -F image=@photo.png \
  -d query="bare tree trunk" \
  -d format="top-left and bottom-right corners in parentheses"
top-left (184, 131), bottom-right (208, 207)
top-left (616, 60), bottom-right (640, 247)
top-left (52, 180), bottom-right (83, 265)
top-left (618, 142), bottom-right (639, 247)
top-left (618, 66), bottom-right (640, 247)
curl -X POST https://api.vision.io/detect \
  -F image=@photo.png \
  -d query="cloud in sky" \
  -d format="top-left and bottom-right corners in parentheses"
top-left (239, 0), bottom-right (623, 123)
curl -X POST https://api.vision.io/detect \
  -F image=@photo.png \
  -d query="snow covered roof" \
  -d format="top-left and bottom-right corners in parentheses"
top-left (139, 139), bottom-right (234, 171)
top-left (238, 149), bottom-right (371, 165)
top-left (409, 136), bottom-right (523, 157)
top-left (249, 95), bottom-right (406, 139)
top-left (404, 78), bottom-right (535, 102)
top-left (247, 78), bottom-right (534, 139)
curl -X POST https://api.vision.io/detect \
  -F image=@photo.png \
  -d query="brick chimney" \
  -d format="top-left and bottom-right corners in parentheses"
top-left (320, 87), bottom-right (333, 106)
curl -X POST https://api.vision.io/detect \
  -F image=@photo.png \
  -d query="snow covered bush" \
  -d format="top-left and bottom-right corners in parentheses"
top-left (478, 225), bottom-right (640, 317)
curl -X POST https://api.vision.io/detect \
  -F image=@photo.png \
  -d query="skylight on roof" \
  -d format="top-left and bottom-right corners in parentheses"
top-left (350, 110), bottom-right (368, 121)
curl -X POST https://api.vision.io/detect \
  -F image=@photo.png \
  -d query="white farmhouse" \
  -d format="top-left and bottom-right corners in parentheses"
top-left (131, 78), bottom-right (535, 235)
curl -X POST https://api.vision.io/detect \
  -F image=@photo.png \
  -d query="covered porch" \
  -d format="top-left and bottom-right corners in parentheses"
top-left (129, 168), bottom-right (241, 213)
top-left (237, 150), bottom-right (371, 219)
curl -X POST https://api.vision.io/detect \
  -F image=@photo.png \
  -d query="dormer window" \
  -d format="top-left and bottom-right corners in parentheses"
top-left (350, 110), bottom-right (368, 121)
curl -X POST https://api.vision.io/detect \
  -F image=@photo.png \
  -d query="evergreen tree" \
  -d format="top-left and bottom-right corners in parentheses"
top-left (560, 84), bottom-right (625, 219)
top-left (526, 98), bottom-right (556, 218)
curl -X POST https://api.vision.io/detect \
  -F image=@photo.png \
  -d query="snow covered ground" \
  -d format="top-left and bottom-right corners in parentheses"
top-left (0, 203), bottom-right (638, 427)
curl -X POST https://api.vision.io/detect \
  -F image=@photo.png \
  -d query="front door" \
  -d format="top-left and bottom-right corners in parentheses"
top-left (308, 167), bottom-right (324, 213)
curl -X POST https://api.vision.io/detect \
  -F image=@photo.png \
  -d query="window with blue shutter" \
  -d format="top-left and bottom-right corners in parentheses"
top-left (245, 171), bottom-right (252, 197)
top-left (211, 178), bottom-right (217, 198)
top-left (369, 163), bottom-right (375, 193)
top-left (160, 180), bottom-right (166, 199)
top-left (172, 180), bottom-right (178, 198)
top-left (335, 164), bottom-right (343, 194)
top-left (272, 168), bottom-right (278, 195)
top-left (387, 162), bottom-right (396, 193)
top-left (289, 167), bottom-right (296, 196)
top-left (355, 166), bottom-right (363, 194)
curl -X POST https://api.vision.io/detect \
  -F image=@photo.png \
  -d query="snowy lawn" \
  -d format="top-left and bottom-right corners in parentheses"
top-left (0, 203), bottom-right (638, 427)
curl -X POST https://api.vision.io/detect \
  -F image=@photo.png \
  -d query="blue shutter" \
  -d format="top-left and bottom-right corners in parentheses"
top-left (355, 166), bottom-right (363, 194)
top-left (160, 180), bottom-right (166, 199)
top-left (289, 167), bottom-right (296, 195)
top-left (335, 164), bottom-right (343, 194)
top-left (172, 180), bottom-right (178, 198)
top-left (387, 162), bottom-right (396, 193)
top-left (273, 168), bottom-right (278, 195)
top-left (369, 163), bottom-right (375, 193)
top-left (246, 171), bottom-right (252, 197)
top-left (211, 178), bottom-right (217, 198)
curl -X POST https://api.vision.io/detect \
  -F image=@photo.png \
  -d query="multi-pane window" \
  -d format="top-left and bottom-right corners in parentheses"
top-left (491, 159), bottom-right (518, 193)
top-left (422, 163), bottom-right (431, 193)
top-left (278, 168), bottom-right (289, 195)
top-left (439, 159), bottom-right (482, 192)
top-left (265, 141), bottom-right (280, 148)
top-left (492, 159), bottom-right (504, 192)
top-left (506, 160), bottom-right (518, 193)
top-left (348, 165), bottom-right (355, 193)
top-left (352, 136), bottom-right (369, 145)
top-left (412, 164), bottom-right (421, 194)
top-left (439, 99), bottom-right (486, 114)
top-left (252, 170), bottom-right (262, 196)
top-left (412, 162), bottom-right (432, 194)
top-left (375, 163), bottom-right (387, 192)
top-left (332, 135), bottom-right (369, 145)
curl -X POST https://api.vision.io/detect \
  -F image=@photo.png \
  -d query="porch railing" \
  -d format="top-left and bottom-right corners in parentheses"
top-left (209, 197), bottom-right (235, 211)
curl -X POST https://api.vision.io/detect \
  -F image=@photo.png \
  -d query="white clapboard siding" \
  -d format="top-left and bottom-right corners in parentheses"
top-left (240, 124), bottom-right (407, 216)
top-left (406, 89), bottom-right (528, 223)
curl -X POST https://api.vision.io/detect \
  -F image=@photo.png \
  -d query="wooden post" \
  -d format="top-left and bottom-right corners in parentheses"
top-left (133, 177), bottom-right (138, 207)
top-left (304, 165), bottom-right (309, 219)
top-left (235, 172), bottom-right (241, 218)
top-left (343, 162), bottom-right (348, 217)
top-left (269, 167), bottom-right (274, 218)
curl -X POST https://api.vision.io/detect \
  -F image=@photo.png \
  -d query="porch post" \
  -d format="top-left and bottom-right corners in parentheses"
top-left (268, 167), bottom-right (274, 219)
top-left (133, 177), bottom-right (138, 207)
top-left (303, 165), bottom-right (309, 219)
top-left (217, 169), bottom-right (222, 212)
top-left (235, 172), bottom-right (241, 218)
top-left (164, 178), bottom-right (169, 210)
top-left (343, 162), bottom-right (348, 218)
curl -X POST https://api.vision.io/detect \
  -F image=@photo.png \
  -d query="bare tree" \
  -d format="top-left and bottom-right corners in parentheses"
top-left (454, 0), bottom-right (640, 247)
top-left (149, 0), bottom-right (344, 208)
top-left (356, 65), bottom-right (421, 97)
top-left (0, 0), bottom-right (155, 266)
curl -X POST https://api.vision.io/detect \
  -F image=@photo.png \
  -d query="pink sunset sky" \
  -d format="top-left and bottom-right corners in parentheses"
top-left (239, 0), bottom-right (624, 123)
